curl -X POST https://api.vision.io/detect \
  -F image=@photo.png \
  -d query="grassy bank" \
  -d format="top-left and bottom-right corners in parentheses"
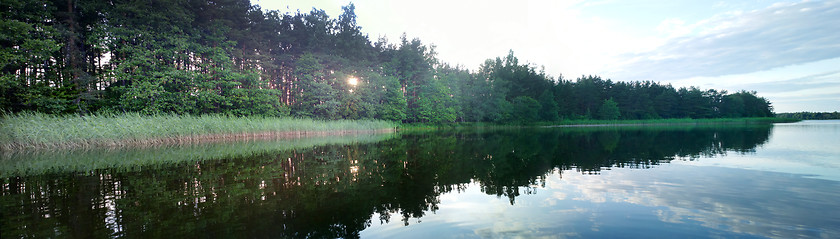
top-left (1, 133), bottom-right (395, 177)
top-left (0, 112), bottom-right (397, 150)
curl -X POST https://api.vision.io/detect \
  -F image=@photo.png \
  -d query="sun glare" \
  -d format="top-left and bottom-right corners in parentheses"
top-left (347, 77), bottom-right (358, 86)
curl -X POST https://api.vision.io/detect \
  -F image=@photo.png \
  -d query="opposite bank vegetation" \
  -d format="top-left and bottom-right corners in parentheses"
top-left (5, 1), bottom-right (781, 150)
top-left (0, 112), bottom-right (397, 150)
top-left (5, 1), bottom-right (775, 125)
top-left (0, 113), bottom-right (798, 150)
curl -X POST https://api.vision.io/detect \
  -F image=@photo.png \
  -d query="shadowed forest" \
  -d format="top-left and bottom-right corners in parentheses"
top-left (2, 1), bottom-right (774, 123)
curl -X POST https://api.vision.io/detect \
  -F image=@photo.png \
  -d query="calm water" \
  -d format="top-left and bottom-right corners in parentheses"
top-left (2, 121), bottom-right (839, 238)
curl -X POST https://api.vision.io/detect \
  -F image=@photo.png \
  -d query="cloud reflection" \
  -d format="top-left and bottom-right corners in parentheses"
top-left (550, 166), bottom-right (840, 238)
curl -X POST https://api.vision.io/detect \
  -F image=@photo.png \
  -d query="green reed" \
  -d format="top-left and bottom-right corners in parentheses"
top-left (0, 112), bottom-right (397, 150)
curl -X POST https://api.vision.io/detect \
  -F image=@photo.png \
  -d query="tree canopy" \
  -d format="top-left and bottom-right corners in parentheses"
top-left (2, 1), bottom-right (775, 123)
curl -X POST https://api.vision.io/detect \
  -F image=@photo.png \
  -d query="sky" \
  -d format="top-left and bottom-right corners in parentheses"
top-left (254, 0), bottom-right (840, 113)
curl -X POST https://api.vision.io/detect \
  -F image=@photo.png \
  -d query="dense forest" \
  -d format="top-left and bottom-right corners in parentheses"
top-left (775, 112), bottom-right (840, 120)
top-left (1, 0), bottom-right (774, 123)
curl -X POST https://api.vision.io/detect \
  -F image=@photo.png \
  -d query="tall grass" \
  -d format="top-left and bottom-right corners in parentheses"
top-left (0, 112), bottom-right (397, 150)
top-left (0, 133), bottom-right (395, 177)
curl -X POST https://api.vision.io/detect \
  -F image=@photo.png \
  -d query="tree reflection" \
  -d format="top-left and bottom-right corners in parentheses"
top-left (1, 125), bottom-right (773, 238)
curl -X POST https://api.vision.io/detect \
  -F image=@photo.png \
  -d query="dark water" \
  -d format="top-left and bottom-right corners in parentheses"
top-left (2, 121), bottom-right (839, 238)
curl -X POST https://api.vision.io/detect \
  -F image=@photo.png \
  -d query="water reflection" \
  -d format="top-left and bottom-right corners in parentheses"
top-left (4, 124), bottom-right (837, 238)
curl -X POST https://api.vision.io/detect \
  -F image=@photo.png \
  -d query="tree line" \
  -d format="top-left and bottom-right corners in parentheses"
top-left (775, 112), bottom-right (840, 120)
top-left (1, 0), bottom-right (774, 123)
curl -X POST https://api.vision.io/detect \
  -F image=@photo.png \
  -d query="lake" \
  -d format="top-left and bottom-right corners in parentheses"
top-left (2, 120), bottom-right (839, 238)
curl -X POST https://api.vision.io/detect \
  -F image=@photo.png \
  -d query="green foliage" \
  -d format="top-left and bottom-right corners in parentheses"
top-left (374, 75), bottom-right (407, 121)
top-left (538, 90), bottom-right (559, 121)
top-left (0, 0), bottom-right (65, 113)
top-left (1, 0), bottom-right (776, 125)
top-left (451, 60), bottom-right (508, 123)
top-left (292, 53), bottom-right (333, 118)
top-left (510, 96), bottom-right (541, 123)
top-left (415, 80), bottom-right (457, 123)
top-left (597, 98), bottom-right (621, 120)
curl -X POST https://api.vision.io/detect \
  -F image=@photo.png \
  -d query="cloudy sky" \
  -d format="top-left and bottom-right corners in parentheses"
top-left (255, 0), bottom-right (840, 113)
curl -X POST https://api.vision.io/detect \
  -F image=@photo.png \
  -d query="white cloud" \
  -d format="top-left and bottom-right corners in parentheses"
top-left (656, 18), bottom-right (692, 37)
top-left (610, 1), bottom-right (840, 82)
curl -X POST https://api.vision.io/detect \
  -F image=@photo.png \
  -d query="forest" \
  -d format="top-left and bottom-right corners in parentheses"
top-left (1, 0), bottom-right (775, 123)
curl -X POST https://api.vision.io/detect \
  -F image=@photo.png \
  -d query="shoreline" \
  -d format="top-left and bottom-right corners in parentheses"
top-left (2, 114), bottom-right (798, 150)
top-left (1, 132), bottom-right (398, 177)
top-left (543, 121), bottom-right (795, 128)
top-left (400, 117), bottom-right (800, 130)
top-left (1, 129), bottom-right (395, 151)
top-left (0, 113), bottom-right (398, 151)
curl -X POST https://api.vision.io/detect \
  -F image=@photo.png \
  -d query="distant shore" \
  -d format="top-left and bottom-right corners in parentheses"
top-left (399, 117), bottom-right (800, 130)
top-left (543, 117), bottom-right (800, 128)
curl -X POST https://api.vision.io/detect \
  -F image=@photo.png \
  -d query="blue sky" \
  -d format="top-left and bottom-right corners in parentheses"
top-left (255, 0), bottom-right (840, 112)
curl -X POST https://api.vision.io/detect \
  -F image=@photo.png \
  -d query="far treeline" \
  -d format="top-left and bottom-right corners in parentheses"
top-left (775, 112), bottom-right (840, 120)
top-left (2, 1), bottom-right (774, 123)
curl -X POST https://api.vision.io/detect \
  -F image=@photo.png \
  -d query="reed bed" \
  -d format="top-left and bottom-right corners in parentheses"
top-left (0, 112), bottom-right (397, 150)
top-left (1, 133), bottom-right (395, 177)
